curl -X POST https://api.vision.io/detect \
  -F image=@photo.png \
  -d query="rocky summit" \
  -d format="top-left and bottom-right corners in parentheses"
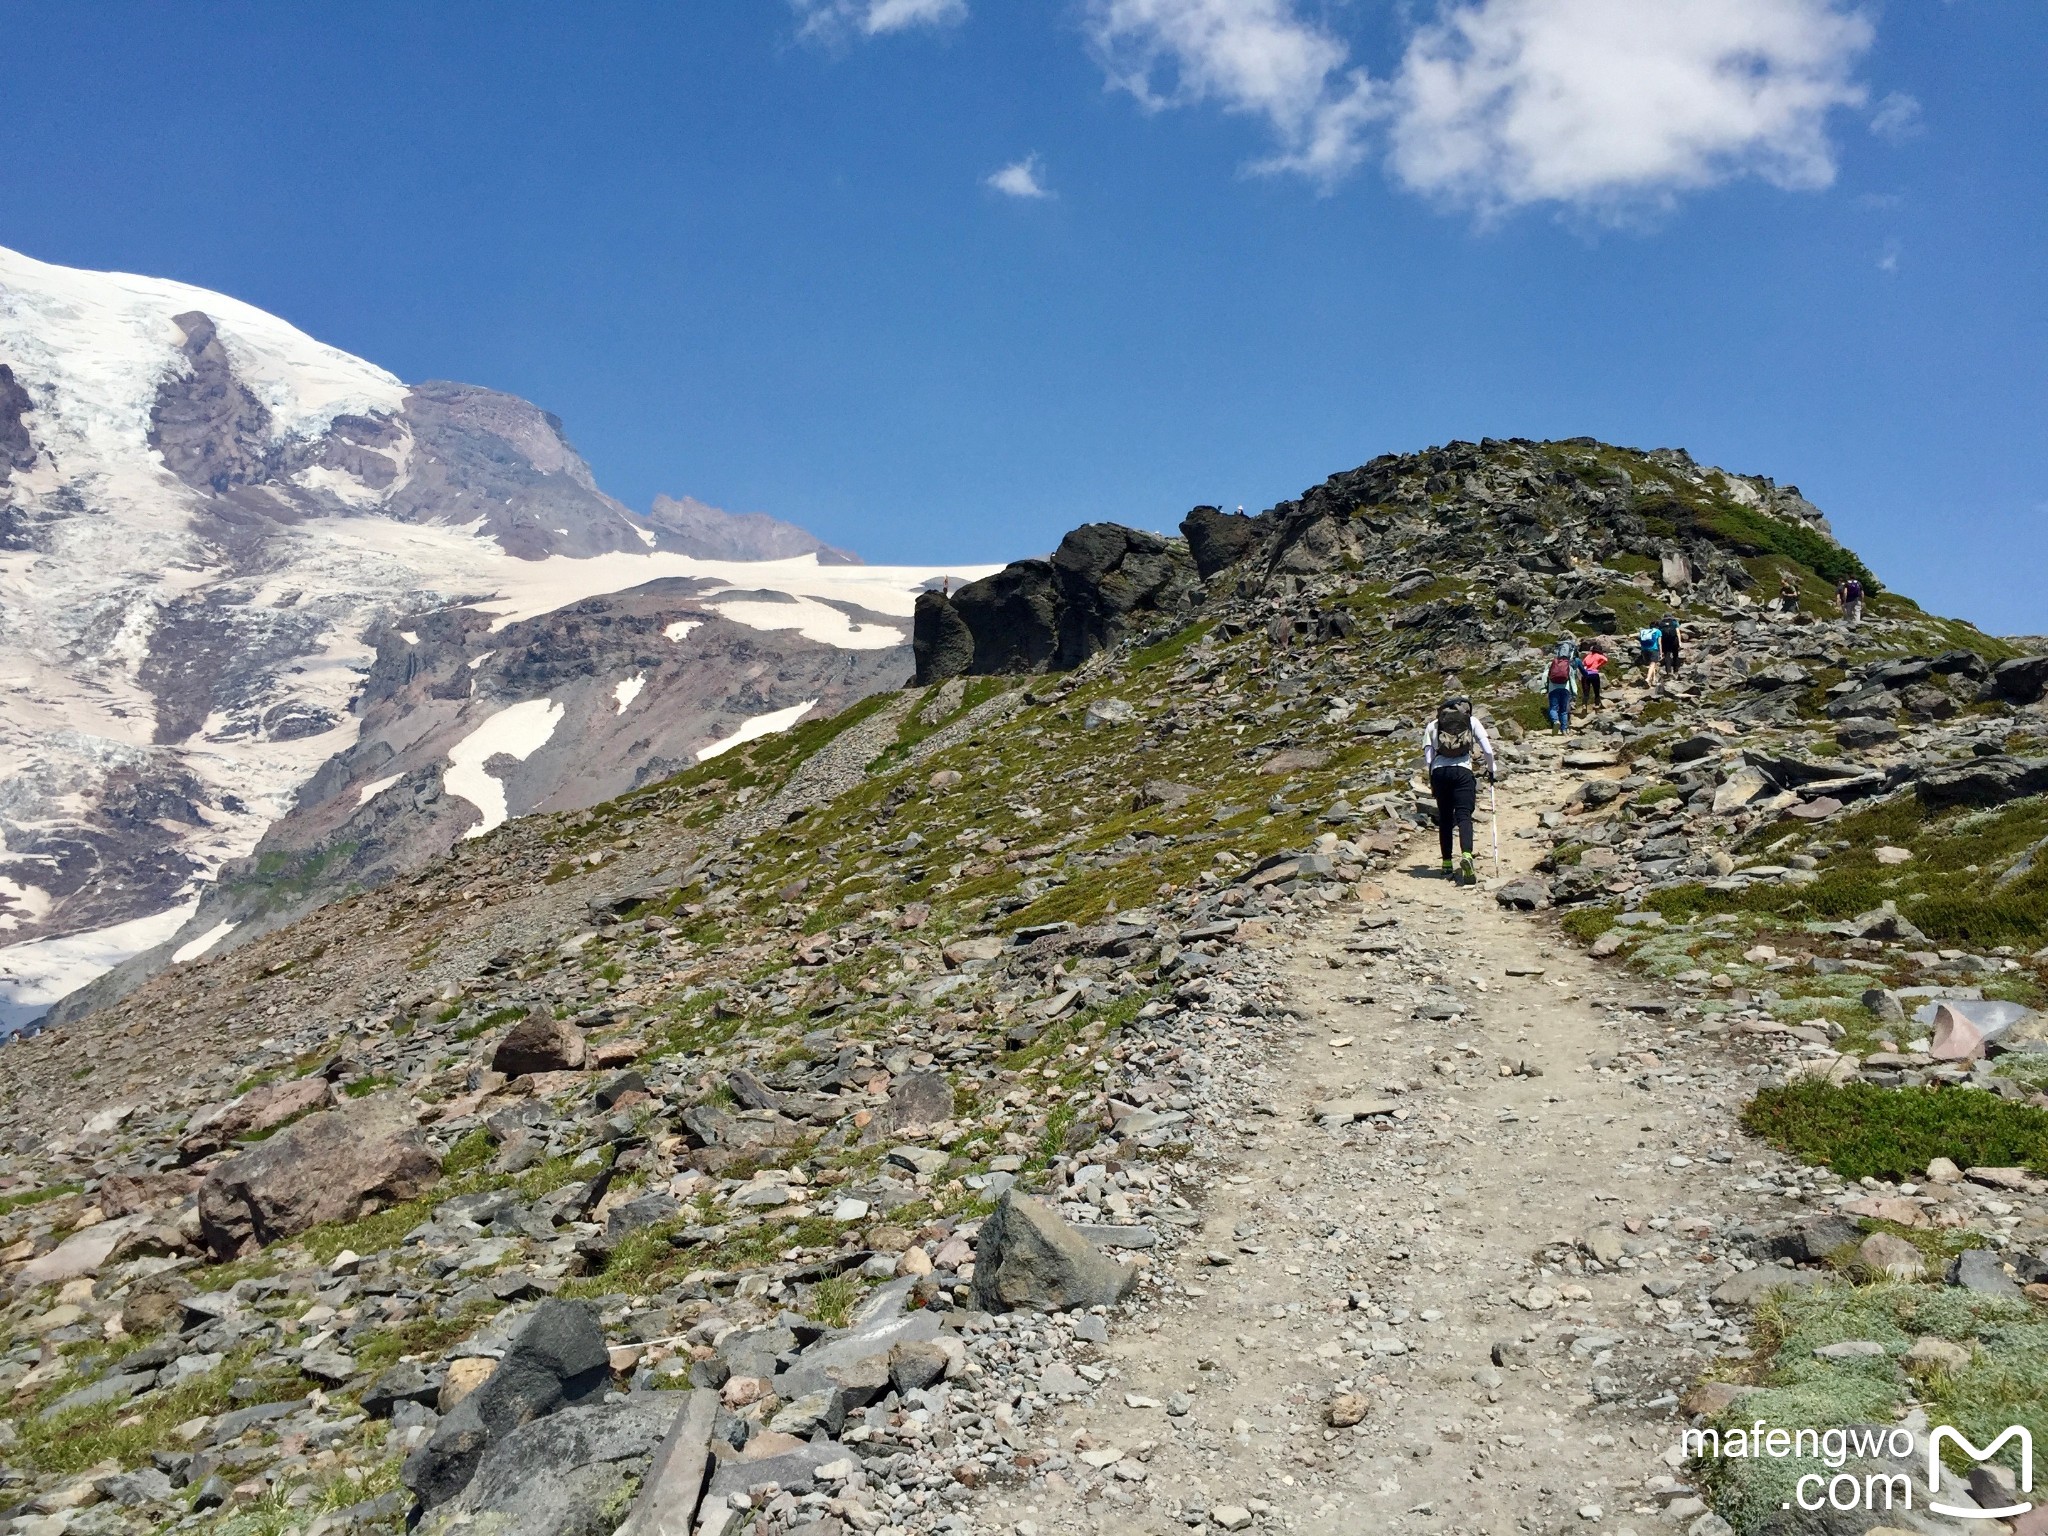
top-left (0, 434), bottom-right (2043, 1536)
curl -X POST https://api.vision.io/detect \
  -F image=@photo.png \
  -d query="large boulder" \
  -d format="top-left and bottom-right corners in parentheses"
top-left (415, 1394), bottom-right (684, 1536)
top-left (910, 589), bottom-right (975, 686)
top-left (404, 1299), bottom-right (613, 1512)
top-left (970, 1190), bottom-right (1138, 1313)
top-left (196, 1093), bottom-right (438, 1260)
top-left (949, 560), bottom-right (1061, 674)
top-left (882, 1070), bottom-right (954, 1132)
top-left (177, 1075), bottom-right (332, 1162)
top-left (1049, 523), bottom-right (1198, 668)
top-left (491, 1008), bottom-right (587, 1077)
top-left (1916, 755), bottom-right (2048, 811)
top-left (1180, 505), bottom-right (1260, 579)
top-left (1987, 655), bottom-right (2048, 705)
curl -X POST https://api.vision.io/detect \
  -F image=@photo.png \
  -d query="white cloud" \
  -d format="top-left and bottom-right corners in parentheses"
top-left (987, 154), bottom-right (1053, 198)
top-left (1387, 0), bottom-right (1873, 215)
top-left (1084, 0), bottom-right (1383, 183)
top-left (1877, 238), bottom-right (1900, 274)
top-left (1084, 0), bottom-right (1873, 214)
top-left (794, 0), bottom-right (965, 40)
top-left (1869, 90), bottom-right (1923, 143)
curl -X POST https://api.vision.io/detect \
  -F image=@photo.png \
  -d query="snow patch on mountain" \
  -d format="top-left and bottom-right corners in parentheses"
top-left (172, 919), bottom-right (237, 965)
top-left (445, 698), bottom-right (566, 839)
top-left (698, 700), bottom-right (818, 761)
top-left (613, 676), bottom-right (644, 714)
top-left (0, 901), bottom-right (196, 1033)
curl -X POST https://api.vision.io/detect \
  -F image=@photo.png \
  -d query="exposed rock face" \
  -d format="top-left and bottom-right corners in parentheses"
top-left (911, 588), bottom-right (976, 686)
top-left (945, 560), bottom-right (1062, 675)
top-left (196, 1092), bottom-right (439, 1259)
top-left (149, 312), bottom-right (276, 492)
top-left (647, 494), bottom-right (860, 563)
top-left (404, 1300), bottom-right (613, 1512)
top-left (492, 1009), bottom-right (587, 1077)
top-left (1180, 504), bottom-right (1259, 579)
top-left (913, 524), bottom-right (1197, 681)
top-left (1049, 523), bottom-right (1198, 668)
top-left (970, 1191), bottom-right (1138, 1313)
top-left (0, 363), bottom-right (34, 477)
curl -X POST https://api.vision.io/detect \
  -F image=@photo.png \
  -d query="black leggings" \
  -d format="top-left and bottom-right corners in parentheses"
top-left (1583, 670), bottom-right (1602, 707)
top-left (1431, 765), bottom-right (1478, 858)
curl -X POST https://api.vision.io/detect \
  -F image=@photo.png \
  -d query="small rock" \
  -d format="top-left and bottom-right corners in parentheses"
top-left (1325, 1393), bottom-right (1369, 1427)
top-left (1901, 1336), bottom-right (1972, 1377)
top-left (1857, 1232), bottom-right (1925, 1281)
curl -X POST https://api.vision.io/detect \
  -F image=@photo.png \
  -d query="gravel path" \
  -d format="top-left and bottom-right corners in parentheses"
top-left (975, 744), bottom-right (1774, 1536)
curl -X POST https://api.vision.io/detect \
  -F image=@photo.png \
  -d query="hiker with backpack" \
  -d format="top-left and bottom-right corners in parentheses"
top-left (1777, 571), bottom-right (1801, 614)
top-left (1541, 651), bottom-right (1577, 733)
top-left (1637, 623), bottom-right (1664, 686)
top-left (1657, 615), bottom-right (1682, 675)
top-left (1423, 695), bottom-right (1497, 886)
top-left (1837, 576), bottom-right (1864, 625)
top-left (1580, 644), bottom-right (1607, 711)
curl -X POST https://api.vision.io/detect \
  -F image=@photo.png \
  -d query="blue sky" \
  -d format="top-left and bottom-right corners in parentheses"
top-left (2, 2), bottom-right (2042, 631)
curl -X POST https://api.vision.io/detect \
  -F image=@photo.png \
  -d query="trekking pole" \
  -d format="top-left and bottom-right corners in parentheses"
top-left (1489, 780), bottom-right (1502, 877)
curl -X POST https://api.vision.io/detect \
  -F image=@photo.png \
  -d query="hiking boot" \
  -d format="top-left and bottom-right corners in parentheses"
top-left (1441, 859), bottom-right (1455, 881)
top-left (1460, 856), bottom-right (1476, 886)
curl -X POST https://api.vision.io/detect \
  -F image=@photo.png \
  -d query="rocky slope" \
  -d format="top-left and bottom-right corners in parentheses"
top-left (0, 247), bottom-right (989, 1029)
top-left (0, 438), bottom-right (2041, 1536)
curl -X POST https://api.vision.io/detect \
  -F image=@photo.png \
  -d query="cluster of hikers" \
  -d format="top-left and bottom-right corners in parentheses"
top-left (1775, 571), bottom-right (1867, 622)
top-left (1531, 614), bottom-right (1684, 734)
top-left (1418, 567), bottom-right (1871, 889)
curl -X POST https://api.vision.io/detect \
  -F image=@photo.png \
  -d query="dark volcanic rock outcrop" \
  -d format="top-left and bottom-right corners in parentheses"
top-left (1181, 504), bottom-right (1259, 578)
top-left (914, 525), bottom-right (1197, 683)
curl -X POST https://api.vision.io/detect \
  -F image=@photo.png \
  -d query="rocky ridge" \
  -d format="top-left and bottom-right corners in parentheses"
top-left (0, 438), bottom-right (2041, 1536)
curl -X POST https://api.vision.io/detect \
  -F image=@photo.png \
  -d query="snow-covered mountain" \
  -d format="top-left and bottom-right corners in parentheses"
top-left (0, 246), bottom-right (994, 1031)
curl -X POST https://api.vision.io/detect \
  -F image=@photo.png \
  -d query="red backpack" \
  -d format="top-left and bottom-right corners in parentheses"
top-left (1547, 657), bottom-right (1572, 685)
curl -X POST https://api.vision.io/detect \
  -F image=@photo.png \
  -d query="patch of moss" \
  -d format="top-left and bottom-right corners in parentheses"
top-left (1741, 1081), bottom-right (2048, 1181)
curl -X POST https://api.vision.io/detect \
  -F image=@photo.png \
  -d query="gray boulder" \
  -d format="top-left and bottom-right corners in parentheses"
top-left (404, 1299), bottom-right (613, 1511)
top-left (1494, 875), bottom-right (1551, 911)
top-left (1988, 655), bottom-right (2048, 705)
top-left (1917, 755), bottom-right (2048, 810)
top-left (197, 1092), bottom-right (439, 1260)
top-left (971, 1190), bottom-right (1138, 1313)
top-left (883, 1070), bottom-right (955, 1131)
top-left (1948, 1248), bottom-right (2022, 1299)
top-left (416, 1395), bottom-right (683, 1536)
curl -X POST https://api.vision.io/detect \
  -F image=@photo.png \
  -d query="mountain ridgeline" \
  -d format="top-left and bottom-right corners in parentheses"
top-left (913, 437), bottom-right (1873, 685)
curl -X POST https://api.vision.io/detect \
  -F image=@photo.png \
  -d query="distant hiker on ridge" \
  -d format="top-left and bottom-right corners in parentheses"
top-left (1423, 692), bottom-right (1496, 887)
top-left (1837, 575), bottom-right (1864, 625)
top-left (1658, 614), bottom-right (1683, 676)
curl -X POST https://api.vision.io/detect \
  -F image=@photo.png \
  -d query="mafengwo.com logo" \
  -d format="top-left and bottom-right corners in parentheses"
top-left (1680, 1421), bottom-right (2032, 1518)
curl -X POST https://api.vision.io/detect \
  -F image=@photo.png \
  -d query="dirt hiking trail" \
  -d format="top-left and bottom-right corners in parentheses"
top-left (982, 739), bottom-right (1771, 1536)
